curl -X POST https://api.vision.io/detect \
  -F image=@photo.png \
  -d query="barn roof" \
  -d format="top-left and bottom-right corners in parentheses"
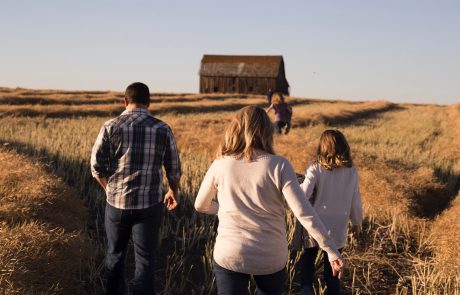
top-left (200, 55), bottom-right (284, 78)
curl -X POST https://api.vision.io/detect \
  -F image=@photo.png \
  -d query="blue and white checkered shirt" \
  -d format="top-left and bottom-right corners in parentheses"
top-left (91, 108), bottom-right (181, 209)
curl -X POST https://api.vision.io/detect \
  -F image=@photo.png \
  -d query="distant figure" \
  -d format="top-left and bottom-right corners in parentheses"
top-left (294, 129), bottom-right (363, 295)
top-left (90, 82), bottom-right (182, 295)
top-left (195, 106), bottom-right (343, 295)
top-left (266, 92), bottom-right (292, 134)
top-left (266, 88), bottom-right (273, 105)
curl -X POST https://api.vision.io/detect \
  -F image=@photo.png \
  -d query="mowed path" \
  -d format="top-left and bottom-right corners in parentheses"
top-left (0, 148), bottom-right (94, 295)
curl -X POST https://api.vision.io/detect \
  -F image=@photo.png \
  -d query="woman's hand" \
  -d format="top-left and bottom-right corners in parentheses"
top-left (330, 259), bottom-right (344, 279)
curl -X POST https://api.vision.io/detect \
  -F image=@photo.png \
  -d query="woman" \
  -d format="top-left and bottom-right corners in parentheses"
top-left (266, 92), bottom-right (292, 134)
top-left (194, 106), bottom-right (343, 295)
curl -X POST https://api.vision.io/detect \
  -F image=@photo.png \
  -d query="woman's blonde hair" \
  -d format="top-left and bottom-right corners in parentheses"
top-left (271, 92), bottom-right (285, 105)
top-left (217, 106), bottom-right (274, 160)
top-left (316, 129), bottom-right (353, 170)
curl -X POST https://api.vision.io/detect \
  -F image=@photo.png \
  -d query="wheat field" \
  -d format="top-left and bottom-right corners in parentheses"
top-left (0, 87), bottom-right (458, 295)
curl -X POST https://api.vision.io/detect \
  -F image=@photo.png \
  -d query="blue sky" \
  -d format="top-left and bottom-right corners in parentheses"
top-left (0, 0), bottom-right (459, 104)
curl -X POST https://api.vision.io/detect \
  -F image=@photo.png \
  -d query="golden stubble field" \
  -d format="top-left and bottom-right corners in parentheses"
top-left (0, 87), bottom-right (459, 295)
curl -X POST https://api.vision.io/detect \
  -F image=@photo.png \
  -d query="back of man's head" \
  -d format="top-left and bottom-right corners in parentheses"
top-left (125, 82), bottom-right (150, 106)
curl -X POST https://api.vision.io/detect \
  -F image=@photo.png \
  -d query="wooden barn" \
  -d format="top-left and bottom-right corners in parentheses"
top-left (199, 55), bottom-right (290, 95)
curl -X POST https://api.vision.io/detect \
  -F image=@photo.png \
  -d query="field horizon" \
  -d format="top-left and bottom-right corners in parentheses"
top-left (1, 86), bottom-right (455, 107)
top-left (0, 86), bottom-right (458, 295)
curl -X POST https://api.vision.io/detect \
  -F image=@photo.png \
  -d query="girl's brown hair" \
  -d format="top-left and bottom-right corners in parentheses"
top-left (271, 92), bottom-right (285, 105)
top-left (217, 106), bottom-right (274, 160)
top-left (316, 129), bottom-right (353, 170)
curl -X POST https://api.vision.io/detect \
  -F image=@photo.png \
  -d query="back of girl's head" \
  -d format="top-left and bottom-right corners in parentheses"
top-left (272, 92), bottom-right (285, 105)
top-left (218, 106), bottom-right (274, 160)
top-left (316, 129), bottom-right (353, 170)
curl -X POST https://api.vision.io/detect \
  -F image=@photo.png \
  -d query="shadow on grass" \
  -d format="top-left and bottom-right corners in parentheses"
top-left (0, 96), bottom-right (123, 105)
top-left (0, 94), bottom-right (249, 106)
top-left (370, 157), bottom-right (459, 220)
top-left (413, 166), bottom-right (459, 219)
top-left (0, 139), bottom-right (104, 222)
top-left (294, 103), bottom-right (403, 128)
top-left (0, 99), bottom-right (314, 118)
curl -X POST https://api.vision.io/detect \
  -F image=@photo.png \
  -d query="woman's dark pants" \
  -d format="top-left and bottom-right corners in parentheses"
top-left (213, 260), bottom-right (286, 295)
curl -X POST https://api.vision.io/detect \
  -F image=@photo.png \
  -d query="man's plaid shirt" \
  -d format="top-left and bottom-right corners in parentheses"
top-left (90, 108), bottom-right (181, 209)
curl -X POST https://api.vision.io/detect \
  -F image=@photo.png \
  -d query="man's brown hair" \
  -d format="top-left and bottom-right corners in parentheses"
top-left (125, 82), bottom-right (150, 106)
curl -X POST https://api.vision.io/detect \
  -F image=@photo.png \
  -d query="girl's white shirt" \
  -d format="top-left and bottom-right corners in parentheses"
top-left (301, 163), bottom-right (363, 249)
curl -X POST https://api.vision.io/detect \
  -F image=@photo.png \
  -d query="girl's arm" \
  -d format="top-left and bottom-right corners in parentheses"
top-left (266, 104), bottom-right (273, 113)
top-left (194, 162), bottom-right (219, 215)
top-left (350, 169), bottom-right (363, 226)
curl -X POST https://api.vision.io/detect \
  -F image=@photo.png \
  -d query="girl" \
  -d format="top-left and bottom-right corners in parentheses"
top-left (298, 130), bottom-right (363, 295)
top-left (194, 106), bottom-right (343, 295)
top-left (266, 92), bottom-right (292, 134)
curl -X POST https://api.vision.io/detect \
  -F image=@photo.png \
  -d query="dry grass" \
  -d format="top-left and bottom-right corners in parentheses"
top-left (429, 104), bottom-right (460, 282)
top-left (0, 87), bottom-right (458, 294)
top-left (0, 148), bottom-right (95, 295)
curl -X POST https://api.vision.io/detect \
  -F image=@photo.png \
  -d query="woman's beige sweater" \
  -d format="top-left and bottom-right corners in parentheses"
top-left (194, 154), bottom-right (340, 275)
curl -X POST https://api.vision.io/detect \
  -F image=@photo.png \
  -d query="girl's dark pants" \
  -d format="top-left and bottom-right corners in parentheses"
top-left (274, 121), bottom-right (291, 134)
top-left (213, 259), bottom-right (286, 295)
top-left (300, 247), bottom-right (343, 295)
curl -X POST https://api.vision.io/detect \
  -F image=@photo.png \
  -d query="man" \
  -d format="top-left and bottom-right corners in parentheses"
top-left (90, 82), bottom-right (181, 295)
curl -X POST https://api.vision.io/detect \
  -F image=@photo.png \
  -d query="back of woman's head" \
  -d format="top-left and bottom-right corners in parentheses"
top-left (316, 129), bottom-right (353, 170)
top-left (272, 92), bottom-right (285, 105)
top-left (218, 106), bottom-right (274, 160)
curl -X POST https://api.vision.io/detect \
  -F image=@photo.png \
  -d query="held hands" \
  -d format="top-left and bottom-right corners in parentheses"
top-left (163, 189), bottom-right (179, 211)
top-left (330, 258), bottom-right (344, 279)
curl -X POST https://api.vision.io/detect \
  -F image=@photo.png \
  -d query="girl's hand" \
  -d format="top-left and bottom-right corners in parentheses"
top-left (330, 259), bottom-right (344, 279)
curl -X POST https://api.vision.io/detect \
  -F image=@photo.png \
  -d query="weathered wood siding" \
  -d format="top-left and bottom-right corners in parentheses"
top-left (200, 76), bottom-right (279, 94)
top-left (199, 55), bottom-right (290, 95)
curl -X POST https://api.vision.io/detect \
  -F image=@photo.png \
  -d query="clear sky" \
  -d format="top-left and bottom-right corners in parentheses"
top-left (0, 0), bottom-right (459, 104)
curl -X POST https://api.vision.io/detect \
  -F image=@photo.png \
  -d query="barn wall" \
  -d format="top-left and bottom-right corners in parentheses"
top-left (200, 76), bottom-right (278, 95)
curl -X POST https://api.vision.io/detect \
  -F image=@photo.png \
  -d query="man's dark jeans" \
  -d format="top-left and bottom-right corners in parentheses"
top-left (104, 202), bottom-right (163, 295)
top-left (300, 247), bottom-right (343, 295)
top-left (213, 259), bottom-right (286, 295)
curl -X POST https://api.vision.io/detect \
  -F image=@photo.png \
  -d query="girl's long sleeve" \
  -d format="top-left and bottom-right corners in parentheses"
top-left (350, 171), bottom-right (363, 225)
top-left (194, 162), bottom-right (219, 215)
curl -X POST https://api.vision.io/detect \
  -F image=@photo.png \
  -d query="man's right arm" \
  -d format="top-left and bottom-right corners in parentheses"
top-left (164, 177), bottom-right (180, 210)
top-left (90, 125), bottom-right (110, 190)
